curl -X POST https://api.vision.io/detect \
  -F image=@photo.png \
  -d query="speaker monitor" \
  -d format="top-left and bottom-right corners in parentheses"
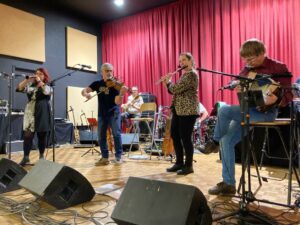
top-left (121, 133), bottom-right (139, 145)
top-left (5, 140), bottom-right (24, 153)
top-left (111, 177), bottom-right (212, 225)
top-left (79, 130), bottom-right (98, 144)
top-left (0, 158), bottom-right (27, 194)
top-left (18, 160), bottom-right (95, 209)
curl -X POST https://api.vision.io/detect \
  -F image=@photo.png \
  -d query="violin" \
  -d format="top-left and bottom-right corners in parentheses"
top-left (122, 95), bottom-right (140, 112)
top-left (105, 76), bottom-right (124, 91)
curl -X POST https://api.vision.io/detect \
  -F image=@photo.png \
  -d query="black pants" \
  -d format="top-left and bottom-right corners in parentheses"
top-left (171, 113), bottom-right (197, 167)
top-left (23, 131), bottom-right (47, 157)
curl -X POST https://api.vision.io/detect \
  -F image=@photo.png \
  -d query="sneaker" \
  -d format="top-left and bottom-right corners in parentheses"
top-left (200, 141), bottom-right (219, 154)
top-left (166, 164), bottom-right (183, 172)
top-left (208, 181), bottom-right (236, 195)
top-left (19, 157), bottom-right (30, 167)
top-left (95, 158), bottom-right (110, 166)
top-left (177, 166), bottom-right (194, 175)
top-left (111, 158), bottom-right (123, 165)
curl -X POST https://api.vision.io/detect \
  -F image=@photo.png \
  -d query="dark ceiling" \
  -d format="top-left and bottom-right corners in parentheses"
top-left (42, 0), bottom-right (177, 24)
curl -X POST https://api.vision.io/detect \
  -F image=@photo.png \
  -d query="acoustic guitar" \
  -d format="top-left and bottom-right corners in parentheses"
top-left (161, 115), bottom-right (174, 156)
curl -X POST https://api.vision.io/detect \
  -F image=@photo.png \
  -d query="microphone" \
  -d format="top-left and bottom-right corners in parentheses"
top-left (78, 64), bottom-right (92, 69)
top-left (0, 72), bottom-right (9, 77)
top-left (219, 81), bottom-right (239, 90)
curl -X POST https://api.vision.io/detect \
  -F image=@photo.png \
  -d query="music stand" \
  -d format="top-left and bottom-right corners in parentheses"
top-left (81, 116), bottom-right (100, 157)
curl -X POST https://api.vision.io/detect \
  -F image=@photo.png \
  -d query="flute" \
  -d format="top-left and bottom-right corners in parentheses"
top-left (155, 65), bottom-right (188, 84)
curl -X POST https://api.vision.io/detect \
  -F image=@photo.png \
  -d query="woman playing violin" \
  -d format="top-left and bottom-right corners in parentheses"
top-left (82, 63), bottom-right (127, 165)
top-left (16, 68), bottom-right (52, 166)
top-left (162, 52), bottom-right (200, 175)
top-left (121, 86), bottom-right (144, 132)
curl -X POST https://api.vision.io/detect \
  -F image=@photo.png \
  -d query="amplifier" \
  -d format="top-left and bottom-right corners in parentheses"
top-left (79, 130), bottom-right (98, 144)
top-left (5, 140), bottom-right (24, 153)
top-left (121, 133), bottom-right (139, 145)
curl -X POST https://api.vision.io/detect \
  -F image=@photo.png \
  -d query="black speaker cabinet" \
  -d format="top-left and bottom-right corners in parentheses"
top-left (0, 158), bottom-right (27, 194)
top-left (112, 177), bottom-right (212, 225)
top-left (18, 160), bottom-right (95, 209)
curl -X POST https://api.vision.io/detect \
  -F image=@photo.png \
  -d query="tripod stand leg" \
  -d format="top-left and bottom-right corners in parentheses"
top-left (259, 128), bottom-right (268, 169)
top-left (238, 142), bottom-right (262, 194)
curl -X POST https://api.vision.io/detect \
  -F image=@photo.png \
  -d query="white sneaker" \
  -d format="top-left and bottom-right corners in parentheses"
top-left (111, 158), bottom-right (123, 165)
top-left (95, 158), bottom-right (110, 166)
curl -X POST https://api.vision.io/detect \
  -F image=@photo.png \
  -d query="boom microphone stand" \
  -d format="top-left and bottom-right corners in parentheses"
top-left (49, 64), bottom-right (89, 161)
top-left (198, 68), bottom-right (293, 223)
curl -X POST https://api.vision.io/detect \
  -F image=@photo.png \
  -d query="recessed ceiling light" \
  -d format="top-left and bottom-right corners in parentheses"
top-left (114, 0), bottom-right (124, 7)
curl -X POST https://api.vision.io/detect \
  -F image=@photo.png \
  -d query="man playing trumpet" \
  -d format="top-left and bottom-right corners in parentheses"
top-left (121, 86), bottom-right (144, 132)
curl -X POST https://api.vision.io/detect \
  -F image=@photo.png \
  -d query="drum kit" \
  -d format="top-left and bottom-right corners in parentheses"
top-left (193, 116), bottom-right (217, 150)
top-left (154, 105), bottom-right (218, 151)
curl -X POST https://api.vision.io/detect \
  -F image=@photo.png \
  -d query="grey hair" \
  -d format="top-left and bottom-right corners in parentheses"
top-left (101, 63), bottom-right (113, 71)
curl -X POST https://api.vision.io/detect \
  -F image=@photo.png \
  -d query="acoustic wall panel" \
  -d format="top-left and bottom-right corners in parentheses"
top-left (67, 86), bottom-right (98, 126)
top-left (0, 3), bottom-right (45, 62)
top-left (66, 27), bottom-right (97, 72)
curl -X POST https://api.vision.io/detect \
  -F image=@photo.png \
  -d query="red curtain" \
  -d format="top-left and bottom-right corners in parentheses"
top-left (101, 0), bottom-right (300, 113)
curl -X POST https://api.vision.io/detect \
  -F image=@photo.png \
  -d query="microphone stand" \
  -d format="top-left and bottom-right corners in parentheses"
top-left (49, 66), bottom-right (86, 162)
top-left (199, 68), bottom-right (293, 223)
top-left (7, 72), bottom-right (14, 159)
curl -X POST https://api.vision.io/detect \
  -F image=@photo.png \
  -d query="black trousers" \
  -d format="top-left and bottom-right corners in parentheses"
top-left (171, 113), bottom-right (197, 167)
top-left (23, 131), bottom-right (47, 157)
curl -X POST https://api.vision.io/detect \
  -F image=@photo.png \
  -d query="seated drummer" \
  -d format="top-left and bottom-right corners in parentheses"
top-left (121, 86), bottom-right (144, 132)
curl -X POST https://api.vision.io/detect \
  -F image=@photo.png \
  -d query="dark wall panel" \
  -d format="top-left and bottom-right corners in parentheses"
top-left (0, 0), bottom-right (101, 118)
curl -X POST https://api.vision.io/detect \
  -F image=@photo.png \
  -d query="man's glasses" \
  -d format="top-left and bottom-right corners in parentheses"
top-left (242, 56), bottom-right (258, 62)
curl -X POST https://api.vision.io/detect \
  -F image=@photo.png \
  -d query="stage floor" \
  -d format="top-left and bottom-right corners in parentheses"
top-left (0, 145), bottom-right (299, 224)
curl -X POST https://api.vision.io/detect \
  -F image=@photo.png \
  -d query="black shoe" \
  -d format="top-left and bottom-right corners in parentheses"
top-left (166, 164), bottom-right (183, 172)
top-left (200, 141), bottom-right (219, 154)
top-left (177, 166), bottom-right (194, 175)
top-left (208, 181), bottom-right (236, 195)
top-left (19, 157), bottom-right (30, 167)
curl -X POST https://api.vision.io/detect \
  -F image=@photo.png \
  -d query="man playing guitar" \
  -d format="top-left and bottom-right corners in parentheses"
top-left (121, 86), bottom-right (144, 132)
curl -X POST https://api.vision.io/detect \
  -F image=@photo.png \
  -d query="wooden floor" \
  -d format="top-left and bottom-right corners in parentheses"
top-left (0, 145), bottom-right (300, 225)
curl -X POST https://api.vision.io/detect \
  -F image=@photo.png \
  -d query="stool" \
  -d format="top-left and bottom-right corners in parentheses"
top-left (128, 103), bottom-right (160, 159)
top-left (250, 118), bottom-right (296, 204)
top-left (250, 118), bottom-right (290, 168)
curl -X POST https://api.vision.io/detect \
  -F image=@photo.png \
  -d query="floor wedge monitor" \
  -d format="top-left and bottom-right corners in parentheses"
top-left (18, 159), bottom-right (95, 209)
top-left (112, 177), bottom-right (212, 225)
top-left (0, 158), bottom-right (27, 194)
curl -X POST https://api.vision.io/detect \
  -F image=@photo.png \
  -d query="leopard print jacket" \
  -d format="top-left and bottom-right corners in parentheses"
top-left (167, 69), bottom-right (199, 116)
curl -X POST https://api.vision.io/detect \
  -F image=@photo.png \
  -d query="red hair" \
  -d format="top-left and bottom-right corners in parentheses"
top-left (36, 67), bottom-right (51, 83)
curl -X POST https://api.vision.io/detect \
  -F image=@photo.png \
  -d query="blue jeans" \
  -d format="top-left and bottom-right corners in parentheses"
top-left (98, 111), bottom-right (122, 159)
top-left (213, 105), bottom-right (278, 186)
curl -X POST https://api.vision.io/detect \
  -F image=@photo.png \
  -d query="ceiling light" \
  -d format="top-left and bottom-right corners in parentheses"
top-left (114, 0), bottom-right (124, 7)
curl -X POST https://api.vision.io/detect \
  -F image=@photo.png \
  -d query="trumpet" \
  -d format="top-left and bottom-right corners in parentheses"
top-left (155, 65), bottom-right (188, 84)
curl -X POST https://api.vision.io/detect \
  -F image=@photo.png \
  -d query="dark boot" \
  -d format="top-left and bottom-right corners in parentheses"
top-left (166, 164), bottom-right (183, 172)
top-left (19, 156), bottom-right (30, 167)
top-left (176, 166), bottom-right (194, 175)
